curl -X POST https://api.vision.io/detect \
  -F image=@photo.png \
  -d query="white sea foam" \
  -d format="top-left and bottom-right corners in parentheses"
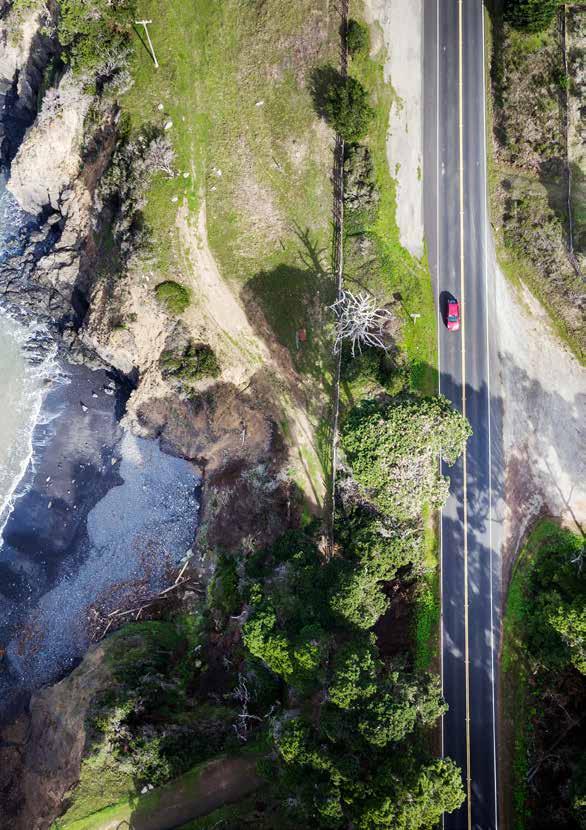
top-left (0, 311), bottom-right (63, 534)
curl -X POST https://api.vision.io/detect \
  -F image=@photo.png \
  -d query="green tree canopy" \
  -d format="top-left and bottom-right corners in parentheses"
top-left (504, 0), bottom-right (560, 33)
top-left (347, 19), bottom-right (370, 56)
top-left (341, 396), bottom-right (471, 519)
top-left (548, 596), bottom-right (586, 675)
top-left (358, 758), bottom-right (465, 829)
top-left (274, 717), bottom-right (463, 829)
top-left (323, 74), bottom-right (374, 143)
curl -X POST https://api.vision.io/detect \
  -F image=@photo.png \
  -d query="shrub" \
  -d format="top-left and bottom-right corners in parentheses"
top-left (504, 0), bottom-right (560, 33)
top-left (347, 19), bottom-right (369, 56)
top-left (323, 74), bottom-right (374, 143)
top-left (344, 144), bottom-right (379, 225)
top-left (155, 281), bottom-right (191, 314)
top-left (160, 341), bottom-right (220, 384)
top-left (56, 0), bottom-right (137, 77)
top-left (208, 554), bottom-right (241, 619)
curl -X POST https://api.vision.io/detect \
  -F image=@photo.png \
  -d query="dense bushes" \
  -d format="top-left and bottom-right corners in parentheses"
top-left (504, 0), bottom-right (561, 33)
top-left (504, 521), bottom-right (586, 827)
top-left (522, 524), bottom-right (586, 674)
top-left (91, 619), bottom-right (232, 788)
top-left (56, 0), bottom-right (136, 78)
top-left (347, 19), bottom-right (370, 56)
top-left (238, 489), bottom-right (465, 826)
top-left (322, 73), bottom-right (374, 143)
top-left (155, 281), bottom-right (191, 314)
top-left (160, 340), bottom-right (220, 383)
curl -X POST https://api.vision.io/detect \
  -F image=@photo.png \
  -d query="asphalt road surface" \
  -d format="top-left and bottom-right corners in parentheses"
top-left (423, 2), bottom-right (503, 828)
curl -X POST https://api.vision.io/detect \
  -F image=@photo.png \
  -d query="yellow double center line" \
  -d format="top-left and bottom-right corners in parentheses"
top-left (458, 0), bottom-right (472, 827)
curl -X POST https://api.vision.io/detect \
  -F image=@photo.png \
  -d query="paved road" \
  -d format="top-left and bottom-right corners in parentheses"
top-left (423, 2), bottom-right (503, 828)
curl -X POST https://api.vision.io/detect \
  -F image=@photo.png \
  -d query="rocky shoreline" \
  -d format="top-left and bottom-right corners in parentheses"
top-left (0, 0), bottom-right (202, 719)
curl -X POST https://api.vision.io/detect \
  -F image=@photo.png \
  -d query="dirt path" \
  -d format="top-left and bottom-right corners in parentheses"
top-left (176, 201), bottom-right (325, 509)
top-left (66, 755), bottom-right (261, 830)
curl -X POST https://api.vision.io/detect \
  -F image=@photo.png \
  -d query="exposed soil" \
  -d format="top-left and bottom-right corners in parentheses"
top-left (495, 265), bottom-right (586, 578)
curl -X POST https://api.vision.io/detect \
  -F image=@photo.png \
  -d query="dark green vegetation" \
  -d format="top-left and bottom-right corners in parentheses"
top-left (341, 396), bottom-right (471, 519)
top-left (502, 520), bottom-right (586, 829)
top-left (320, 72), bottom-right (374, 143)
top-left (347, 19), bottom-right (370, 57)
top-left (56, 0), bottom-right (137, 80)
top-left (155, 281), bottom-right (191, 314)
top-left (55, 616), bottom-right (241, 827)
top-left (488, 2), bottom-right (585, 363)
top-left (160, 341), bottom-right (220, 385)
top-left (504, 0), bottom-right (561, 33)
top-left (243, 517), bottom-right (464, 827)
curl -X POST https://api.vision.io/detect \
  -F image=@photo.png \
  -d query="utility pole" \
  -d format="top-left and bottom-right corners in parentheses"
top-left (135, 19), bottom-right (159, 69)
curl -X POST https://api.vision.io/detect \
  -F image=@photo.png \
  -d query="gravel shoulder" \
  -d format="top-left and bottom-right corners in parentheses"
top-left (362, 0), bottom-right (424, 258)
top-left (495, 261), bottom-right (586, 586)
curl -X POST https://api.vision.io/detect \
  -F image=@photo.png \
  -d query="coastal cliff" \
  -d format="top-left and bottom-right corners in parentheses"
top-left (0, 0), bottom-right (337, 825)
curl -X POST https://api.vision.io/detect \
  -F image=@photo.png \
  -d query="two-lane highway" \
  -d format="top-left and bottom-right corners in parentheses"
top-left (423, 1), bottom-right (502, 828)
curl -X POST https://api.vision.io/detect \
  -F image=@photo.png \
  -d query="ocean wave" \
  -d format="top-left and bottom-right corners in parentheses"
top-left (0, 311), bottom-right (66, 534)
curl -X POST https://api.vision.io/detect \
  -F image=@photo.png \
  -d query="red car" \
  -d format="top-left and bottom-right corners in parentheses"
top-left (446, 297), bottom-right (460, 331)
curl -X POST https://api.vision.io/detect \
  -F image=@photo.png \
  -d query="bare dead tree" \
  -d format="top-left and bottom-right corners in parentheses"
top-left (330, 289), bottom-right (394, 356)
top-left (145, 135), bottom-right (176, 178)
top-left (231, 673), bottom-right (262, 742)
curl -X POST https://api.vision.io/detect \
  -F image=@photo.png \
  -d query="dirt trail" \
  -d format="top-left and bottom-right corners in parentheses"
top-left (68, 755), bottom-right (261, 830)
top-left (177, 201), bottom-right (325, 508)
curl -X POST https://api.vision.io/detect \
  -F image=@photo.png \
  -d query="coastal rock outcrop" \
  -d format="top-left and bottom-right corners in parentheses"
top-left (0, 640), bottom-right (115, 830)
top-left (7, 71), bottom-right (91, 215)
top-left (0, 1), bottom-right (58, 162)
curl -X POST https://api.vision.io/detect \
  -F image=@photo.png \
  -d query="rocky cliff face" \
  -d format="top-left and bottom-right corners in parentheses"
top-left (0, 640), bottom-right (115, 830)
top-left (8, 70), bottom-right (91, 214)
top-left (0, 1), bottom-right (58, 163)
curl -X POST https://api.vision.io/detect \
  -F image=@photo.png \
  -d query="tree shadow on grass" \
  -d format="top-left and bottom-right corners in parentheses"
top-left (308, 64), bottom-right (341, 122)
top-left (240, 227), bottom-right (336, 391)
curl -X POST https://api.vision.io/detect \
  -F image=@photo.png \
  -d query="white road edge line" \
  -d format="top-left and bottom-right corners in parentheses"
top-left (480, 5), bottom-right (499, 828)
top-left (436, 5), bottom-right (445, 819)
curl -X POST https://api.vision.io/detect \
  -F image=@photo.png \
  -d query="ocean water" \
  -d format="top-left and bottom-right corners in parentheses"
top-left (0, 171), bottom-right (44, 531)
top-left (0, 317), bottom-right (36, 523)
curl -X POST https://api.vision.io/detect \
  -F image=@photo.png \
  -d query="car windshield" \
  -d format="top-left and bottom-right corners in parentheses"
top-left (448, 314), bottom-right (458, 321)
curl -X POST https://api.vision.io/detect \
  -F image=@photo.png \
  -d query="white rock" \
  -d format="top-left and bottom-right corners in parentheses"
top-left (255, 100), bottom-right (264, 107)
top-left (80, 403), bottom-right (88, 412)
top-left (164, 120), bottom-right (173, 130)
top-left (171, 195), bottom-right (179, 203)
top-left (157, 103), bottom-right (164, 111)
